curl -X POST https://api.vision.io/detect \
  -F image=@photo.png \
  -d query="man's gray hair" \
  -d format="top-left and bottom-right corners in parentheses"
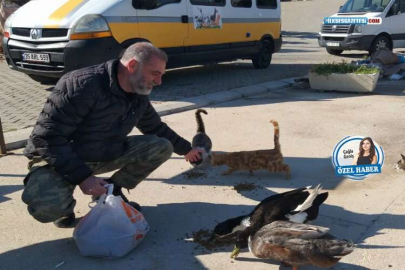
top-left (121, 42), bottom-right (168, 64)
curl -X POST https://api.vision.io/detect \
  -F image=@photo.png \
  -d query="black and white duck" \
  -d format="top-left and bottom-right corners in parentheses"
top-left (214, 184), bottom-right (328, 241)
top-left (232, 220), bottom-right (355, 270)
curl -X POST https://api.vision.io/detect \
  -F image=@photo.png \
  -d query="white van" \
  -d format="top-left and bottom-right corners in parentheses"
top-left (2, 0), bottom-right (282, 83)
top-left (318, 0), bottom-right (405, 55)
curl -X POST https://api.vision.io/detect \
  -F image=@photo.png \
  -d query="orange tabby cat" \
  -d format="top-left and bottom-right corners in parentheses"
top-left (210, 120), bottom-right (291, 180)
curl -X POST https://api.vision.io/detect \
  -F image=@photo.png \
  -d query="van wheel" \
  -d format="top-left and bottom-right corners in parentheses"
top-left (27, 74), bottom-right (59, 85)
top-left (368, 35), bottom-right (391, 55)
top-left (252, 40), bottom-right (273, 69)
top-left (326, 48), bottom-right (343, 55)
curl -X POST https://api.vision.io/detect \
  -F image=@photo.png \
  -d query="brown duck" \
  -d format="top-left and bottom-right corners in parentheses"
top-left (232, 220), bottom-right (355, 270)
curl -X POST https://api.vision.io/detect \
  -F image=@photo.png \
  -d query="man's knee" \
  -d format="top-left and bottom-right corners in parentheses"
top-left (144, 137), bottom-right (173, 163)
top-left (156, 138), bottom-right (174, 161)
top-left (21, 166), bottom-right (76, 223)
top-left (25, 199), bottom-right (76, 223)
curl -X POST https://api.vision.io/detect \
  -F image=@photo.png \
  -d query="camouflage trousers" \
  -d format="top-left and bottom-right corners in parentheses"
top-left (21, 135), bottom-right (173, 223)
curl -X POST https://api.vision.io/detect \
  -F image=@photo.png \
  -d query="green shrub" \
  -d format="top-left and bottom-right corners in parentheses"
top-left (310, 61), bottom-right (379, 76)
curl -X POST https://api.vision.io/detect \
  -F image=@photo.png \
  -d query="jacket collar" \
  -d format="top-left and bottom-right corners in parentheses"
top-left (106, 59), bottom-right (141, 102)
top-left (106, 59), bottom-right (125, 97)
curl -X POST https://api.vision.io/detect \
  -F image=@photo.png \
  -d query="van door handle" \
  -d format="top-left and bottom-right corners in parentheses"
top-left (181, 15), bottom-right (188, 23)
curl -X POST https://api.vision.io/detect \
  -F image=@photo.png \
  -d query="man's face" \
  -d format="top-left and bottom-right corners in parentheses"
top-left (129, 56), bottom-right (166, 95)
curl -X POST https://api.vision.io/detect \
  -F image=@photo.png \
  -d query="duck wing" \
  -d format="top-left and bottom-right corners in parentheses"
top-left (216, 187), bottom-right (311, 238)
top-left (249, 221), bottom-right (329, 263)
top-left (284, 237), bottom-right (355, 268)
top-left (248, 187), bottom-right (312, 225)
top-left (252, 221), bottom-right (354, 268)
top-left (303, 192), bottom-right (328, 222)
top-left (216, 186), bottom-right (328, 240)
top-left (286, 184), bottom-right (328, 223)
top-left (251, 187), bottom-right (308, 214)
top-left (256, 221), bottom-right (330, 239)
top-left (249, 189), bottom-right (314, 228)
top-left (259, 184), bottom-right (328, 224)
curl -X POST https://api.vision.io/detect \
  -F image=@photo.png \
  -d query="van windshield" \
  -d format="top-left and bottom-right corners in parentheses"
top-left (339, 0), bottom-right (391, 13)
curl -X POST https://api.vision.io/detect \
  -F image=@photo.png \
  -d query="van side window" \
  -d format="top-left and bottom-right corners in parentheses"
top-left (157, 0), bottom-right (181, 5)
top-left (400, 0), bottom-right (405, 12)
top-left (257, 0), bottom-right (277, 9)
top-left (190, 0), bottom-right (226, 6)
top-left (231, 0), bottom-right (252, 7)
top-left (370, 0), bottom-right (390, 11)
top-left (387, 0), bottom-right (402, 14)
top-left (132, 0), bottom-right (181, 9)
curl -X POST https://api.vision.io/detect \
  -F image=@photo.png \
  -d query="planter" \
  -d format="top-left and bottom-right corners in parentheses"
top-left (309, 72), bottom-right (379, 93)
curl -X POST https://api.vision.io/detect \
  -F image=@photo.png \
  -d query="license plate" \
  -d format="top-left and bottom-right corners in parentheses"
top-left (22, 53), bottom-right (50, 63)
top-left (326, 42), bottom-right (340, 47)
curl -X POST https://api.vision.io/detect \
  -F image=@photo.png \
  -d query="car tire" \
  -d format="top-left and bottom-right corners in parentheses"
top-left (368, 35), bottom-right (391, 55)
top-left (252, 40), bottom-right (273, 69)
top-left (27, 74), bottom-right (59, 85)
top-left (326, 48), bottom-right (344, 55)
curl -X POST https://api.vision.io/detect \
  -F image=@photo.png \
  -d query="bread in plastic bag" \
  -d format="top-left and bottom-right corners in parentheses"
top-left (73, 184), bottom-right (149, 258)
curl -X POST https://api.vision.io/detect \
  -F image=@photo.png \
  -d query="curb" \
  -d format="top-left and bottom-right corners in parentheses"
top-left (4, 77), bottom-right (298, 151)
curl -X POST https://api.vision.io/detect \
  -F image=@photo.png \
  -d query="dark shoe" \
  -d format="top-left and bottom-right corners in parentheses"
top-left (112, 186), bottom-right (142, 212)
top-left (53, 213), bottom-right (75, 228)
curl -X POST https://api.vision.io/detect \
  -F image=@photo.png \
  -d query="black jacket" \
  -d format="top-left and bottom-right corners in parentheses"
top-left (24, 60), bottom-right (191, 185)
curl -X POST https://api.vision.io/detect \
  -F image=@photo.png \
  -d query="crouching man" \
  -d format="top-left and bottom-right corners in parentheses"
top-left (22, 42), bottom-right (202, 228)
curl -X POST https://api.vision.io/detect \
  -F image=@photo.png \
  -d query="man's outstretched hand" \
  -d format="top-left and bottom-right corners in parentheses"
top-left (79, 175), bottom-right (109, 196)
top-left (185, 148), bottom-right (204, 163)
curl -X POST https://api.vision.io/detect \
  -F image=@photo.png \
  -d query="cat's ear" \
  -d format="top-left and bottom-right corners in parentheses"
top-left (401, 154), bottom-right (405, 160)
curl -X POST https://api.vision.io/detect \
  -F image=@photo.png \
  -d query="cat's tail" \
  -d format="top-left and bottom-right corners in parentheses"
top-left (196, 109), bottom-right (208, 133)
top-left (270, 120), bottom-right (280, 151)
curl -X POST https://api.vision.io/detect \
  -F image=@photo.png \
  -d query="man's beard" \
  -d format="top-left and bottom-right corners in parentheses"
top-left (129, 68), bottom-right (153, 95)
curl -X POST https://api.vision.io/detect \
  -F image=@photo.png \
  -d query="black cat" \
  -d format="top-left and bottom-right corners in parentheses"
top-left (191, 109), bottom-right (212, 166)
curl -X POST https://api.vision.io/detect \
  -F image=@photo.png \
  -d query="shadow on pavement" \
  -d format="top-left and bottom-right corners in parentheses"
top-left (0, 236), bottom-right (210, 270)
top-left (280, 40), bottom-right (308, 45)
top-left (201, 82), bottom-right (405, 110)
top-left (339, 53), bottom-right (369, 58)
top-left (279, 48), bottom-right (319, 53)
top-left (235, 257), bottom-right (373, 270)
top-left (0, 174), bottom-right (26, 178)
top-left (282, 31), bottom-right (319, 39)
top-left (0, 184), bottom-right (24, 203)
top-left (153, 63), bottom-right (314, 101)
top-left (152, 156), bottom-right (341, 192)
top-left (2, 194), bottom-right (403, 270)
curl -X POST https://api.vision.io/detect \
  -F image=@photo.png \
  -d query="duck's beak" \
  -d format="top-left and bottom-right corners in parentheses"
top-left (230, 245), bottom-right (241, 258)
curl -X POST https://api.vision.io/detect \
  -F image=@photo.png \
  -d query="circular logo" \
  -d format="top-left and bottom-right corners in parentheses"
top-left (332, 136), bottom-right (384, 180)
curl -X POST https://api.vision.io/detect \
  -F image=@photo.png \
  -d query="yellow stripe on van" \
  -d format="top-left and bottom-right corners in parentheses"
top-left (110, 21), bottom-right (280, 47)
top-left (45, 0), bottom-right (84, 28)
top-left (186, 22), bottom-right (281, 46)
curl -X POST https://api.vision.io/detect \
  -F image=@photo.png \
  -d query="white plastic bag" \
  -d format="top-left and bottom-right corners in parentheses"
top-left (73, 184), bottom-right (149, 258)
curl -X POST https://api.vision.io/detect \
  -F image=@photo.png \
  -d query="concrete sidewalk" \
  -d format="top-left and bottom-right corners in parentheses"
top-left (0, 81), bottom-right (405, 270)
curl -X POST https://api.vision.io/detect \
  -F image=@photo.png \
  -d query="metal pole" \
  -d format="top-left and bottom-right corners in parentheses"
top-left (0, 117), bottom-right (6, 155)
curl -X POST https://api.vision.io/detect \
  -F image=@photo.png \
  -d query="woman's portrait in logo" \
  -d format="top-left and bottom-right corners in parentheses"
top-left (352, 137), bottom-right (377, 165)
top-left (332, 135), bottom-right (384, 180)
